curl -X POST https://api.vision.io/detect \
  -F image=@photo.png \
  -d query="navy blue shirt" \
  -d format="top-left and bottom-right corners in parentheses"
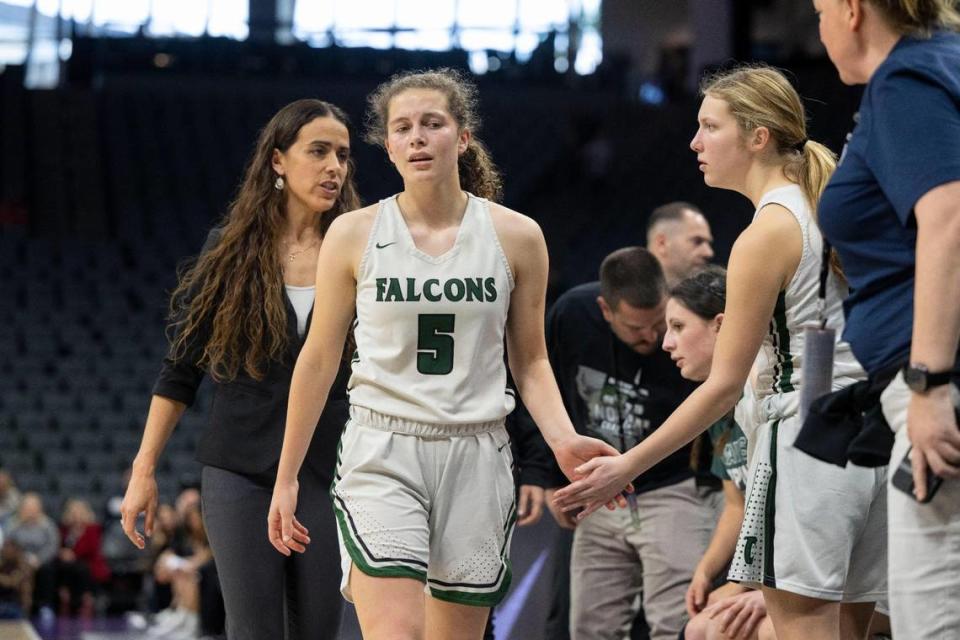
top-left (819, 31), bottom-right (960, 374)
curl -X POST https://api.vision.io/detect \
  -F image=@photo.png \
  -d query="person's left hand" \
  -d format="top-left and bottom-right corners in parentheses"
top-left (551, 453), bottom-right (635, 519)
top-left (907, 388), bottom-right (960, 500)
top-left (516, 485), bottom-right (545, 526)
top-left (704, 589), bottom-right (766, 640)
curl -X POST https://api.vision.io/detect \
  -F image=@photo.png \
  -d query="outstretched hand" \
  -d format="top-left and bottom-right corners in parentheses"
top-left (551, 435), bottom-right (633, 514)
top-left (551, 453), bottom-right (636, 519)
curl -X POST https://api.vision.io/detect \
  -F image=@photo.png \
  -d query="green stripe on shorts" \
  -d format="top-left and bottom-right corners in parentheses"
top-left (428, 492), bottom-right (519, 607)
top-left (429, 580), bottom-right (512, 607)
top-left (762, 420), bottom-right (779, 588)
top-left (332, 496), bottom-right (427, 583)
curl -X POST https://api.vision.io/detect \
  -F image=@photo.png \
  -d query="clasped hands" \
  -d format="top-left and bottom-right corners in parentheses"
top-left (550, 434), bottom-right (638, 520)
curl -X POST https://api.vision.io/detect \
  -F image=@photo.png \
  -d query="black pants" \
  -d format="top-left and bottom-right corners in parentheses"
top-left (54, 559), bottom-right (93, 611)
top-left (198, 558), bottom-right (225, 636)
top-left (32, 562), bottom-right (56, 612)
top-left (201, 465), bottom-right (342, 640)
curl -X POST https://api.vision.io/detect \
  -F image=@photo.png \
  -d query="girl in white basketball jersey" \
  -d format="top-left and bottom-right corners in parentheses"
top-left (554, 66), bottom-right (887, 640)
top-left (266, 69), bottom-right (621, 640)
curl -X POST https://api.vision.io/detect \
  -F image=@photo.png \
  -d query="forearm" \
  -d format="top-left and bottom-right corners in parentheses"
top-left (132, 395), bottom-right (187, 475)
top-left (275, 351), bottom-right (339, 484)
top-left (624, 379), bottom-right (742, 477)
top-left (697, 502), bottom-right (744, 580)
top-left (911, 214), bottom-right (960, 370)
top-left (510, 354), bottom-right (577, 449)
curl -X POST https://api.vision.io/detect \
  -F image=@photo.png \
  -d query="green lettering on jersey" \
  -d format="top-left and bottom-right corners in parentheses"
top-left (417, 314), bottom-right (455, 375)
top-left (376, 277), bottom-right (498, 302)
top-left (444, 278), bottom-right (465, 302)
top-left (385, 278), bottom-right (404, 302)
top-left (743, 536), bottom-right (758, 565)
top-left (465, 278), bottom-right (484, 302)
top-left (423, 279), bottom-right (442, 302)
top-left (484, 277), bottom-right (498, 302)
top-left (405, 277), bottom-right (422, 302)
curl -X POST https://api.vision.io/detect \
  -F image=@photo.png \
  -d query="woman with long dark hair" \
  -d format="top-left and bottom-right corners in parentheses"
top-left (120, 98), bottom-right (361, 639)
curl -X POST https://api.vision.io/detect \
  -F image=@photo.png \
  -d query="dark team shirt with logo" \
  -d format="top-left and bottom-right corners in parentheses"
top-left (544, 281), bottom-right (698, 493)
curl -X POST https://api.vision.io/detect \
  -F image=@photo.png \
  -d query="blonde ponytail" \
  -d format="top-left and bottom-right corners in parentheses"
top-left (869, 0), bottom-right (960, 35)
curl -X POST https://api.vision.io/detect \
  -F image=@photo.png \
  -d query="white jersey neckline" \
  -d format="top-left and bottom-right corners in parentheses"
top-left (389, 193), bottom-right (474, 265)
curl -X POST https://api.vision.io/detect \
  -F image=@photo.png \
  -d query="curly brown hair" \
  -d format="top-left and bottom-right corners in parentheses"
top-left (364, 68), bottom-right (503, 202)
top-left (168, 99), bottom-right (361, 382)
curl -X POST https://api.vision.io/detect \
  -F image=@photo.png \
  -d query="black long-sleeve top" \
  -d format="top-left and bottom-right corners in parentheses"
top-left (537, 281), bottom-right (698, 493)
top-left (152, 229), bottom-right (350, 485)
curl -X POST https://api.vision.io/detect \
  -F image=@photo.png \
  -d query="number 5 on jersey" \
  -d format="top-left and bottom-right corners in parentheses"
top-left (417, 314), bottom-right (455, 375)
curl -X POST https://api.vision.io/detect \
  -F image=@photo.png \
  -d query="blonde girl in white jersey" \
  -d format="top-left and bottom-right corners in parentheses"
top-left (266, 68), bottom-right (621, 640)
top-left (553, 66), bottom-right (887, 640)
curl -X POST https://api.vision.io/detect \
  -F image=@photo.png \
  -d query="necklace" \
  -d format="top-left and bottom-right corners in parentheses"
top-left (282, 238), bottom-right (318, 262)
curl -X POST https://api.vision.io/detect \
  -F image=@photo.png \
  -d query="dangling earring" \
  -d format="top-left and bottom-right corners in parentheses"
top-left (274, 176), bottom-right (284, 191)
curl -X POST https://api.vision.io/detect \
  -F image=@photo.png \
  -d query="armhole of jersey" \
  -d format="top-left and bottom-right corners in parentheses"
top-left (357, 199), bottom-right (388, 282)
top-left (480, 197), bottom-right (517, 291)
top-left (756, 197), bottom-right (811, 295)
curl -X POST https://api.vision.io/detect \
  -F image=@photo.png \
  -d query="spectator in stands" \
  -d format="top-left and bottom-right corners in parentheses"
top-left (148, 490), bottom-right (199, 614)
top-left (0, 540), bottom-right (33, 619)
top-left (99, 468), bottom-right (151, 612)
top-left (55, 498), bottom-right (110, 618)
top-left (120, 98), bottom-right (360, 640)
top-left (149, 503), bottom-right (179, 558)
top-left (0, 470), bottom-right (21, 530)
top-left (144, 501), bottom-right (211, 639)
top-left (7, 493), bottom-right (58, 617)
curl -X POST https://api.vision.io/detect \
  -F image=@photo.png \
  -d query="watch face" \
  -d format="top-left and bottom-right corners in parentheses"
top-left (905, 366), bottom-right (927, 391)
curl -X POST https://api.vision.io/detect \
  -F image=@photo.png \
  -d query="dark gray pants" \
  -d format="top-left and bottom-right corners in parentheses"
top-left (201, 465), bottom-right (342, 640)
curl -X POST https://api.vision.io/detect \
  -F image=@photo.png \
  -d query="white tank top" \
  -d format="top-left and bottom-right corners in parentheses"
top-left (749, 185), bottom-right (864, 399)
top-left (285, 285), bottom-right (314, 337)
top-left (348, 193), bottom-right (516, 424)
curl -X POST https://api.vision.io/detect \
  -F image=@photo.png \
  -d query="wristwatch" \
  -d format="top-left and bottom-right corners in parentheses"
top-left (902, 363), bottom-right (953, 393)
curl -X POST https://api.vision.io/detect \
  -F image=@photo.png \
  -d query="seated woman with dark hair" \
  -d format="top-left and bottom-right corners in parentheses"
top-left (662, 267), bottom-right (773, 640)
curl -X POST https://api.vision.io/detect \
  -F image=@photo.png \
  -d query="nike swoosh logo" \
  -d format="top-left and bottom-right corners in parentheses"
top-left (498, 441), bottom-right (510, 452)
top-left (375, 241), bottom-right (396, 249)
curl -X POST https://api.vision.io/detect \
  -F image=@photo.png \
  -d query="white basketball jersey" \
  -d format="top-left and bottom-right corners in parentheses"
top-left (348, 193), bottom-right (516, 424)
top-left (749, 184), bottom-right (864, 398)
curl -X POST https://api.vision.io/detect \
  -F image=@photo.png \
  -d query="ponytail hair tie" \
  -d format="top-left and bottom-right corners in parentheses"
top-left (794, 138), bottom-right (809, 152)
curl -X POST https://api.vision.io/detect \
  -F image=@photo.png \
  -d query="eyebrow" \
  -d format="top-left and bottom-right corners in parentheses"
top-left (388, 111), bottom-right (448, 126)
top-left (307, 139), bottom-right (349, 149)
